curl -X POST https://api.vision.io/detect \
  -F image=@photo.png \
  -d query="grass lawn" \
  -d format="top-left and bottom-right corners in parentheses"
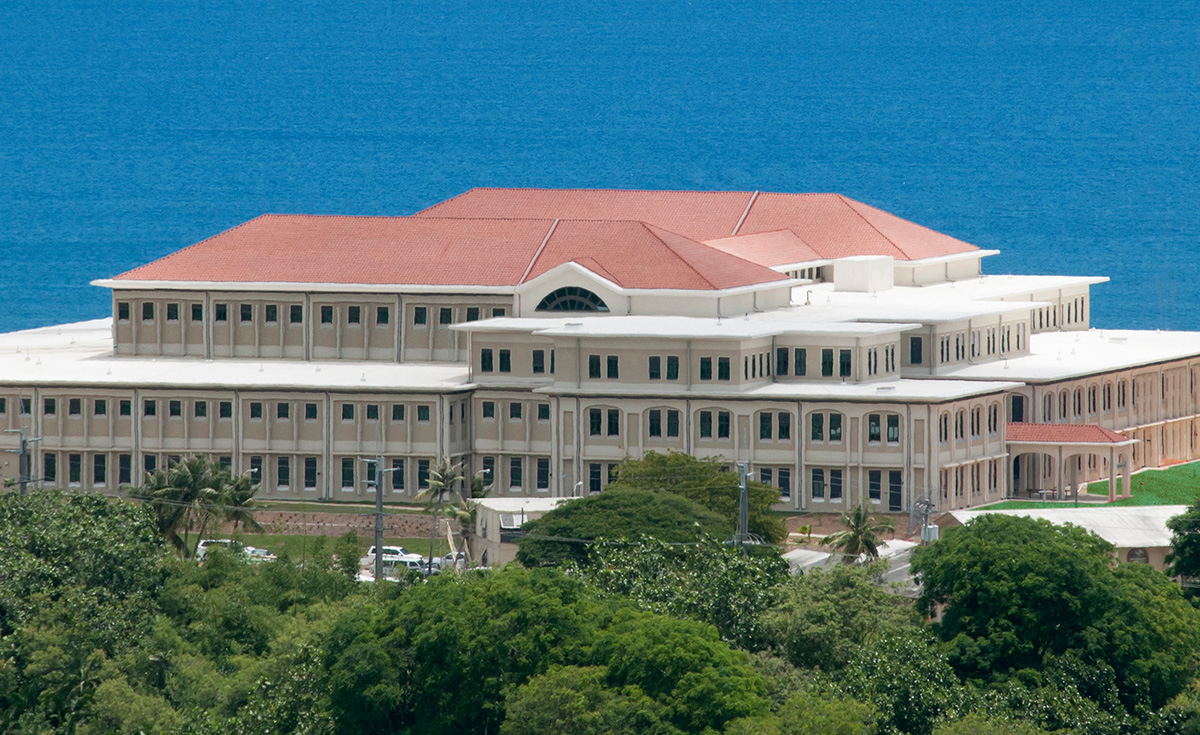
top-left (211, 532), bottom-right (451, 561)
top-left (1085, 460), bottom-right (1200, 506)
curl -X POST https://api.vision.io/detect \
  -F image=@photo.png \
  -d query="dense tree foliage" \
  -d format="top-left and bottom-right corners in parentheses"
top-left (1168, 501), bottom-right (1200, 590)
top-left (516, 488), bottom-right (732, 567)
top-left (607, 452), bottom-right (786, 543)
top-left (913, 514), bottom-right (1200, 710)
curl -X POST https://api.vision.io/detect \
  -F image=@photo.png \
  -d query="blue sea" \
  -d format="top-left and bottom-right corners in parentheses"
top-left (2, 0), bottom-right (1197, 333)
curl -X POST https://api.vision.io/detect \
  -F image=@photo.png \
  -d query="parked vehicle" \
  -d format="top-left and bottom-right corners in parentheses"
top-left (195, 538), bottom-right (239, 559)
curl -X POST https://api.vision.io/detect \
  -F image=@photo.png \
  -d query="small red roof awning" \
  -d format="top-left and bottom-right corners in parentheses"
top-left (1007, 423), bottom-right (1134, 445)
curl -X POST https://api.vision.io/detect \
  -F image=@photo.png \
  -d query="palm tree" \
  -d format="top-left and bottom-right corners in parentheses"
top-left (129, 456), bottom-right (261, 558)
top-left (446, 469), bottom-right (493, 567)
top-left (416, 457), bottom-right (465, 574)
top-left (823, 505), bottom-right (895, 563)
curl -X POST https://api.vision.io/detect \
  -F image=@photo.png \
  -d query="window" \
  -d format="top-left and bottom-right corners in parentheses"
top-left (666, 356), bottom-right (680, 380)
top-left (144, 455), bottom-right (157, 474)
top-left (94, 399), bottom-right (107, 416)
top-left (278, 457), bottom-right (290, 488)
top-left (499, 349), bottom-right (511, 373)
top-left (761, 468), bottom-right (773, 485)
top-left (166, 303), bottom-right (179, 322)
top-left (821, 349), bottom-right (834, 377)
top-left (939, 413), bottom-right (949, 444)
top-left (536, 458), bottom-right (550, 490)
top-left (290, 304), bottom-right (303, 323)
top-left (532, 349), bottom-right (546, 374)
top-left (536, 286), bottom-right (610, 312)
top-left (607, 408), bottom-right (620, 436)
top-left (190, 302), bottom-right (206, 321)
top-left (887, 414), bottom-right (900, 444)
top-left (391, 404), bottom-right (405, 421)
top-left (509, 402), bottom-right (523, 420)
top-left (414, 306), bottom-right (427, 325)
top-left (376, 306), bottom-right (389, 325)
top-left (265, 304), bottom-right (278, 323)
top-left (648, 356), bottom-right (661, 380)
top-left (811, 468), bottom-right (825, 500)
top-left (438, 307), bottom-right (453, 325)
top-left (718, 411), bottom-right (731, 439)
top-left (869, 470), bottom-right (882, 502)
top-left (417, 405), bottom-right (430, 422)
top-left (93, 454), bottom-right (106, 486)
top-left (776, 347), bottom-right (789, 376)
top-left (795, 348), bottom-right (807, 376)
top-left (19, 397), bottom-right (30, 415)
top-left (277, 402), bottom-right (289, 420)
top-left (588, 355), bottom-right (602, 379)
top-left (492, 307), bottom-right (506, 318)
top-left (341, 403), bottom-right (354, 421)
top-left (811, 413), bottom-right (824, 441)
top-left (366, 404), bottom-right (379, 421)
top-left (391, 459), bottom-right (405, 491)
top-left (219, 401), bottom-right (232, 419)
top-left (537, 403), bottom-right (550, 421)
top-left (699, 410), bottom-right (713, 438)
top-left (143, 399), bottom-right (155, 417)
top-left (839, 349), bottom-right (852, 377)
top-left (142, 302), bottom-right (155, 322)
top-left (117, 302), bottom-right (130, 321)
top-left (466, 307), bottom-right (480, 321)
top-left (168, 400), bottom-right (182, 417)
top-left (590, 463), bottom-right (603, 493)
top-left (778, 412), bottom-right (791, 440)
top-left (700, 357), bottom-right (713, 380)
top-left (215, 303), bottom-right (228, 322)
top-left (483, 401), bottom-right (496, 419)
top-left (830, 469), bottom-right (843, 500)
top-left (718, 357), bottom-right (730, 381)
top-left (240, 303), bottom-right (253, 322)
top-left (44, 454), bottom-right (56, 483)
top-left (341, 458), bottom-right (355, 489)
top-left (509, 458), bottom-right (522, 488)
top-left (910, 336), bottom-right (923, 364)
top-left (667, 410), bottom-right (680, 437)
top-left (345, 305), bottom-right (360, 325)
top-left (778, 468), bottom-right (791, 499)
top-left (194, 401), bottom-right (207, 418)
top-left (649, 409), bottom-right (662, 437)
top-left (606, 355), bottom-right (619, 379)
top-left (69, 398), bottom-right (81, 416)
top-left (320, 305), bottom-right (334, 324)
top-left (480, 348), bottom-right (494, 372)
top-left (760, 412), bottom-right (772, 440)
top-left (119, 399), bottom-right (131, 417)
top-left (830, 413), bottom-right (842, 442)
top-left (305, 457), bottom-right (318, 490)
top-left (868, 414), bottom-right (881, 443)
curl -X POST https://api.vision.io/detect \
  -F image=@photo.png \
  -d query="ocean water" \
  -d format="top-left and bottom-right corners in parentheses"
top-left (1, 0), bottom-right (1197, 333)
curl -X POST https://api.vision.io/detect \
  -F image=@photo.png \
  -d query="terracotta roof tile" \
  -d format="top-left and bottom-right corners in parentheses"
top-left (417, 188), bottom-right (979, 261)
top-left (1007, 423), bottom-right (1134, 445)
top-left (114, 214), bottom-right (787, 292)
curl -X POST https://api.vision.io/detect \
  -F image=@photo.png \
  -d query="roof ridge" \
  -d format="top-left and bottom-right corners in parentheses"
top-left (519, 219), bottom-right (560, 285)
top-left (638, 223), bottom-right (720, 289)
top-left (833, 194), bottom-right (910, 259)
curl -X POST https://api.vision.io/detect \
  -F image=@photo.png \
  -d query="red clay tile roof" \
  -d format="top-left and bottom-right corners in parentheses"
top-left (1007, 423), bottom-right (1134, 445)
top-left (114, 214), bottom-right (787, 291)
top-left (416, 188), bottom-right (979, 261)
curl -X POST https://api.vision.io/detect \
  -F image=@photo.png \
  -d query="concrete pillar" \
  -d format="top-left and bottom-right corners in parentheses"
top-left (1108, 448), bottom-right (1117, 502)
top-left (1055, 447), bottom-right (1064, 500)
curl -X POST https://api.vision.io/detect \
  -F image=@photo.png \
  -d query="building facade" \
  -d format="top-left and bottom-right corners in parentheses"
top-left (3, 188), bottom-right (1200, 520)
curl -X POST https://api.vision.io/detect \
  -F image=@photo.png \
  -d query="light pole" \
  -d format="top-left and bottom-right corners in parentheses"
top-left (362, 455), bottom-right (399, 581)
top-left (4, 427), bottom-right (41, 495)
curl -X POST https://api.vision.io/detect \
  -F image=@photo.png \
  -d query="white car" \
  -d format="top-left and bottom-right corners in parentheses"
top-left (195, 538), bottom-right (237, 560)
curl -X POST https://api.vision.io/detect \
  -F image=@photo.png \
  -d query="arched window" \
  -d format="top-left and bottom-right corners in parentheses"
top-left (1126, 548), bottom-right (1149, 564)
top-left (536, 286), bottom-right (609, 312)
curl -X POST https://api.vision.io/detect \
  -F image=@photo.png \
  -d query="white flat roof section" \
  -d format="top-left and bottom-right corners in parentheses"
top-left (947, 505), bottom-right (1187, 549)
top-left (946, 330), bottom-right (1200, 383)
top-left (0, 320), bottom-right (473, 393)
top-left (475, 497), bottom-right (574, 513)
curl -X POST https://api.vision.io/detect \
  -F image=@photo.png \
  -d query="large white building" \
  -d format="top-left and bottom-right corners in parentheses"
top-left (2, 187), bottom-right (1198, 521)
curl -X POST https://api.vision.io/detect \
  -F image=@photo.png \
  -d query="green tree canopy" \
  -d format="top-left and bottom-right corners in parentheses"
top-left (913, 514), bottom-right (1200, 710)
top-left (824, 505), bottom-right (895, 562)
top-left (1167, 500), bottom-right (1200, 589)
top-left (607, 452), bottom-right (786, 544)
top-left (761, 562), bottom-right (921, 671)
top-left (516, 488), bottom-right (732, 567)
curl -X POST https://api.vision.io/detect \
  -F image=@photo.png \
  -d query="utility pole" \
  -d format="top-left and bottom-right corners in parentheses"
top-left (4, 428), bottom-right (40, 495)
top-left (363, 455), bottom-right (399, 582)
top-left (737, 462), bottom-right (749, 553)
